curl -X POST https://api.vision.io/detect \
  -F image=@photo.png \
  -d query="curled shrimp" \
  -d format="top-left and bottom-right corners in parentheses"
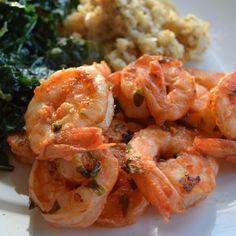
top-left (209, 72), bottom-right (236, 139)
top-left (7, 132), bottom-right (35, 164)
top-left (25, 62), bottom-right (114, 154)
top-left (194, 138), bottom-right (236, 163)
top-left (38, 127), bottom-right (106, 161)
top-left (97, 169), bottom-right (148, 227)
top-left (125, 126), bottom-right (218, 222)
top-left (108, 55), bottom-right (166, 120)
top-left (160, 58), bottom-right (195, 121)
top-left (29, 149), bottom-right (119, 228)
top-left (109, 55), bottom-right (195, 125)
top-left (182, 84), bottom-right (218, 135)
top-left (141, 56), bottom-right (195, 123)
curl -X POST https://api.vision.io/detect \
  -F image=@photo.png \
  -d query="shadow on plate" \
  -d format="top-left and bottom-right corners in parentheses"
top-left (27, 199), bottom-right (217, 236)
top-left (0, 157), bottom-right (31, 196)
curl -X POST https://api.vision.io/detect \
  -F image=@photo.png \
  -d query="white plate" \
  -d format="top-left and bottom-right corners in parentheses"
top-left (1, 0), bottom-right (236, 235)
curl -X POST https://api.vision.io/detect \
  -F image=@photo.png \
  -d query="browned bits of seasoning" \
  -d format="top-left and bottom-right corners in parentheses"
top-left (114, 123), bottom-right (125, 132)
top-left (158, 56), bottom-right (173, 64)
top-left (169, 127), bottom-right (178, 135)
top-left (179, 175), bottom-right (201, 192)
top-left (76, 153), bottom-right (102, 178)
top-left (133, 88), bottom-right (145, 107)
top-left (119, 194), bottom-right (130, 217)
top-left (160, 124), bottom-right (170, 132)
top-left (121, 130), bottom-right (133, 143)
top-left (114, 97), bottom-right (122, 113)
top-left (230, 89), bottom-right (236, 96)
top-left (48, 161), bottom-right (57, 176)
top-left (128, 178), bottom-right (137, 190)
top-left (74, 193), bottom-right (83, 202)
top-left (51, 121), bottom-right (62, 132)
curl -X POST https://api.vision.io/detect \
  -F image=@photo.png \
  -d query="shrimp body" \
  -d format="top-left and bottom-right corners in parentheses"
top-left (141, 56), bottom-right (195, 123)
top-left (160, 59), bottom-right (195, 121)
top-left (109, 55), bottom-right (164, 119)
top-left (25, 63), bottom-right (114, 154)
top-left (38, 127), bottom-right (106, 161)
top-left (126, 126), bottom-right (218, 222)
top-left (29, 149), bottom-right (119, 228)
top-left (209, 72), bottom-right (236, 139)
top-left (97, 170), bottom-right (148, 227)
top-left (186, 68), bottom-right (224, 90)
top-left (182, 84), bottom-right (217, 134)
top-left (158, 151), bottom-right (218, 207)
top-left (194, 138), bottom-right (236, 163)
top-left (7, 132), bottom-right (35, 164)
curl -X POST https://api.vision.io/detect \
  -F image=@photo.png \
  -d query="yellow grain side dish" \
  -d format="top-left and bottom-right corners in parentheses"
top-left (63, 0), bottom-right (209, 71)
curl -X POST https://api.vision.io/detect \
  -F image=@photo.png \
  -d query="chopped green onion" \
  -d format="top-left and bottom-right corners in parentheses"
top-left (86, 178), bottom-right (105, 196)
top-left (51, 121), bottom-right (62, 132)
top-left (125, 144), bottom-right (132, 153)
top-left (133, 88), bottom-right (145, 107)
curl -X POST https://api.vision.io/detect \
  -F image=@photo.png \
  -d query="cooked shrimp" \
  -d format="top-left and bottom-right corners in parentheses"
top-left (108, 55), bottom-right (165, 120)
top-left (104, 115), bottom-right (143, 143)
top-left (125, 126), bottom-right (184, 222)
top-left (163, 123), bottom-right (198, 158)
top-left (158, 150), bottom-right (218, 207)
top-left (194, 137), bottom-right (236, 163)
top-left (190, 83), bottom-right (209, 113)
top-left (97, 170), bottom-right (148, 227)
top-left (182, 84), bottom-right (218, 134)
top-left (7, 132), bottom-right (35, 164)
top-left (38, 127), bottom-right (107, 161)
top-left (186, 68), bottom-right (224, 90)
top-left (29, 149), bottom-right (119, 228)
top-left (209, 72), bottom-right (236, 139)
top-left (159, 58), bottom-right (195, 121)
top-left (141, 56), bottom-right (195, 123)
top-left (25, 63), bottom-right (114, 154)
top-left (125, 126), bottom-right (218, 222)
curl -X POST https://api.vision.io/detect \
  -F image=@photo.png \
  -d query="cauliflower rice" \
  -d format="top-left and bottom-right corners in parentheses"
top-left (63, 0), bottom-right (209, 71)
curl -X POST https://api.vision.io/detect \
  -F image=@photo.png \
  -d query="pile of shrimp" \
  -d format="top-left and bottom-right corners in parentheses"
top-left (7, 54), bottom-right (236, 228)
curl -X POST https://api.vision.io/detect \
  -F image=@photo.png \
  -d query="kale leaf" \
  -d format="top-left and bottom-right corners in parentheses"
top-left (0, 0), bottom-right (100, 171)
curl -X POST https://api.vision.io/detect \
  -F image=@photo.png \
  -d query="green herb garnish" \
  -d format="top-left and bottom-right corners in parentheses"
top-left (52, 121), bottom-right (62, 132)
top-left (76, 165), bottom-right (90, 178)
top-left (125, 144), bottom-right (132, 153)
top-left (122, 157), bottom-right (140, 174)
top-left (86, 178), bottom-right (105, 196)
top-left (29, 198), bottom-right (61, 214)
top-left (133, 88), bottom-right (145, 107)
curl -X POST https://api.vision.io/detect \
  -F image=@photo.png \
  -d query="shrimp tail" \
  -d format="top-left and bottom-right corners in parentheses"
top-left (194, 137), bottom-right (236, 163)
top-left (132, 155), bottom-right (185, 223)
top-left (38, 127), bottom-right (107, 160)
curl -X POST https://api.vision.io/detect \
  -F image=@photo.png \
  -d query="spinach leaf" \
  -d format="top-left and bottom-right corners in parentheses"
top-left (0, 0), bottom-right (100, 170)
